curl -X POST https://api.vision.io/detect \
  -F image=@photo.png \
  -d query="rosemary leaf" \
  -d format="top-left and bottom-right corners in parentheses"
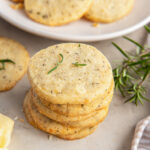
top-left (47, 54), bottom-right (63, 74)
top-left (128, 59), bottom-right (150, 66)
top-left (144, 25), bottom-right (150, 33)
top-left (0, 59), bottom-right (15, 64)
top-left (72, 62), bottom-right (87, 67)
top-left (112, 42), bottom-right (130, 59)
top-left (113, 26), bottom-right (150, 105)
top-left (123, 36), bottom-right (144, 50)
top-left (0, 59), bottom-right (15, 70)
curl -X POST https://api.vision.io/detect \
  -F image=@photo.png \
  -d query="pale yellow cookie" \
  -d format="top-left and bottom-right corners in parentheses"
top-left (23, 94), bottom-right (37, 127)
top-left (28, 43), bottom-right (113, 104)
top-left (31, 90), bottom-right (109, 126)
top-left (24, 101), bottom-right (98, 140)
top-left (24, 0), bottom-right (92, 26)
top-left (84, 0), bottom-right (134, 23)
top-left (24, 91), bottom-right (84, 136)
top-left (66, 107), bottom-right (108, 128)
top-left (0, 37), bottom-right (29, 91)
top-left (31, 90), bottom-right (104, 123)
top-left (39, 80), bottom-right (114, 117)
top-left (58, 125), bottom-right (98, 140)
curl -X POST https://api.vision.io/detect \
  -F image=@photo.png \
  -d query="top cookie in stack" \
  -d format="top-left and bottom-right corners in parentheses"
top-left (28, 43), bottom-right (113, 104)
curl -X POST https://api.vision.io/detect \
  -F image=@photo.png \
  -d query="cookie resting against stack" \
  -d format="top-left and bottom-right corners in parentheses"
top-left (0, 37), bottom-right (29, 91)
top-left (23, 43), bottom-right (114, 140)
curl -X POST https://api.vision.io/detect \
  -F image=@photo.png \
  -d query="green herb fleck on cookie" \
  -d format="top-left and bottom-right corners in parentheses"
top-left (0, 59), bottom-right (15, 70)
top-left (48, 54), bottom-right (64, 74)
top-left (72, 62), bottom-right (87, 67)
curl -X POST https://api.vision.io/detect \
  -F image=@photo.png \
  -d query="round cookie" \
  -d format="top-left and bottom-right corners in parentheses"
top-left (66, 107), bottom-right (108, 128)
top-left (28, 43), bottom-right (113, 104)
top-left (23, 94), bottom-right (37, 128)
top-left (24, 103), bottom-right (98, 140)
top-left (24, 101), bottom-right (98, 140)
top-left (58, 125), bottom-right (98, 140)
top-left (84, 0), bottom-right (134, 23)
top-left (24, 91), bottom-right (84, 136)
top-left (24, 0), bottom-right (92, 26)
top-left (39, 80), bottom-right (114, 117)
top-left (31, 90), bottom-right (104, 123)
top-left (0, 37), bottom-right (29, 91)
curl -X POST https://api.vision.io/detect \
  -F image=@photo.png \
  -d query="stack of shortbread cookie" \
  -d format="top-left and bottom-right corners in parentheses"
top-left (23, 43), bottom-right (114, 140)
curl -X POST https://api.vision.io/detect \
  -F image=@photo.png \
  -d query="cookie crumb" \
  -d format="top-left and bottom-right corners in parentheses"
top-left (48, 135), bottom-right (53, 140)
top-left (92, 23), bottom-right (99, 27)
top-left (10, 3), bottom-right (24, 10)
top-left (18, 118), bottom-right (24, 123)
top-left (14, 116), bottom-right (18, 121)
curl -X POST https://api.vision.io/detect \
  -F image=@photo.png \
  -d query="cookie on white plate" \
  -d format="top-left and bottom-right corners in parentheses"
top-left (85, 0), bottom-right (134, 23)
top-left (24, 0), bottom-right (93, 26)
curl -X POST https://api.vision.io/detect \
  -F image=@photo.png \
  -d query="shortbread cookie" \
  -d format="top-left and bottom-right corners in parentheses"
top-left (66, 107), bottom-right (108, 128)
top-left (23, 94), bottom-right (37, 127)
top-left (24, 91), bottom-right (83, 136)
top-left (24, 102), bottom-right (98, 140)
top-left (28, 43), bottom-right (113, 104)
top-left (24, 0), bottom-right (92, 26)
top-left (31, 90), bottom-right (104, 123)
top-left (84, 0), bottom-right (134, 23)
top-left (39, 80), bottom-right (114, 117)
top-left (58, 125), bottom-right (98, 140)
top-left (0, 37), bottom-right (29, 91)
top-left (31, 90), bottom-right (109, 126)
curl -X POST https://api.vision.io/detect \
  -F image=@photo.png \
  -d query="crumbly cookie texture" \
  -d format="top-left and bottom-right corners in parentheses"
top-left (0, 37), bottom-right (29, 91)
top-left (31, 89), bottom-right (109, 127)
top-left (24, 91), bottom-right (84, 136)
top-left (38, 80), bottom-right (114, 117)
top-left (28, 43), bottom-right (113, 104)
top-left (24, 91), bottom-right (98, 140)
top-left (24, 0), bottom-right (92, 26)
top-left (85, 0), bottom-right (134, 23)
top-left (57, 125), bottom-right (98, 140)
top-left (31, 90), bottom-right (102, 123)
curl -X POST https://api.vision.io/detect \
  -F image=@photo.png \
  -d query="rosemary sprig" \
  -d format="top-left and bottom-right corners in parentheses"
top-left (144, 25), bottom-right (150, 33)
top-left (0, 59), bottom-right (15, 70)
top-left (113, 25), bottom-right (150, 105)
top-left (72, 62), bottom-right (87, 67)
top-left (47, 54), bottom-right (63, 74)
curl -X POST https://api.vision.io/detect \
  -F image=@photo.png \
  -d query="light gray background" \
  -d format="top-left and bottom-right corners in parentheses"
top-left (0, 18), bottom-right (150, 150)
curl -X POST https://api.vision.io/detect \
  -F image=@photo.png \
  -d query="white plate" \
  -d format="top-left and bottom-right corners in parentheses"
top-left (0, 0), bottom-right (150, 42)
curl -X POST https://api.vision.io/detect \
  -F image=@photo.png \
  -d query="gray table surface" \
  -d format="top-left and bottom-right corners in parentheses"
top-left (0, 18), bottom-right (150, 150)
